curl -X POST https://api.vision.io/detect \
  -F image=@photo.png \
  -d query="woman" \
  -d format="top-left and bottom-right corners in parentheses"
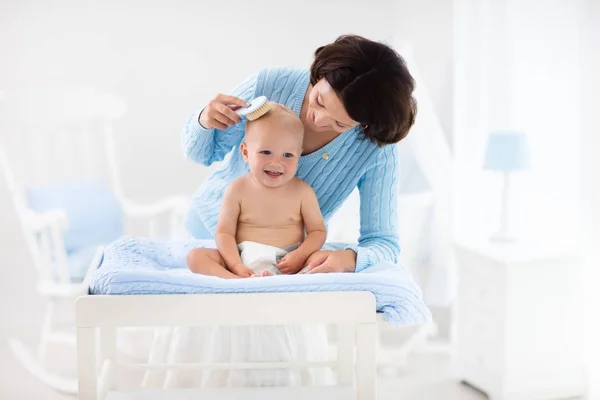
top-left (183, 34), bottom-right (417, 274)
top-left (170, 35), bottom-right (418, 388)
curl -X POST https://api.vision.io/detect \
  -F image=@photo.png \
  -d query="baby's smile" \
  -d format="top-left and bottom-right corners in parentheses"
top-left (264, 169), bottom-right (283, 178)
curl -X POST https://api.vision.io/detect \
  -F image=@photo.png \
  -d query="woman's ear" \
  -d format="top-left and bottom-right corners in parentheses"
top-left (240, 142), bottom-right (248, 162)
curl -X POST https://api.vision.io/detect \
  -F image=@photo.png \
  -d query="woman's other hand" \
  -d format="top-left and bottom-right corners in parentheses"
top-left (199, 94), bottom-right (249, 130)
top-left (303, 250), bottom-right (357, 274)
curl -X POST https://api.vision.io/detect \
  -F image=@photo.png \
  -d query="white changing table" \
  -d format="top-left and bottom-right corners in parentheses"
top-left (76, 292), bottom-right (378, 399)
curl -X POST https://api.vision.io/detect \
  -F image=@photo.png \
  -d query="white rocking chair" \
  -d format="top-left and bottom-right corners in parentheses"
top-left (0, 88), bottom-right (190, 394)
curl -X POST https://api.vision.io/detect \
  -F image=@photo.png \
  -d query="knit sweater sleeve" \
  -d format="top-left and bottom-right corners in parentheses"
top-left (346, 144), bottom-right (401, 272)
top-left (181, 74), bottom-right (257, 166)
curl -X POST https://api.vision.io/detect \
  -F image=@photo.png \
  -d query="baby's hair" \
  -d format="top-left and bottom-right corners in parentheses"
top-left (250, 102), bottom-right (294, 120)
top-left (246, 102), bottom-right (304, 138)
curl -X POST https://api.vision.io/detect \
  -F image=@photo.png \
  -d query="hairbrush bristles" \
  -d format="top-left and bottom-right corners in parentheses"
top-left (246, 101), bottom-right (271, 121)
top-left (236, 96), bottom-right (271, 121)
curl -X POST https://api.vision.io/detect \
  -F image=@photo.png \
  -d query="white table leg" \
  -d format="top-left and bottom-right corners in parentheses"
top-left (337, 323), bottom-right (355, 385)
top-left (77, 327), bottom-right (97, 400)
top-left (99, 327), bottom-right (116, 368)
top-left (98, 327), bottom-right (116, 396)
top-left (355, 323), bottom-right (377, 400)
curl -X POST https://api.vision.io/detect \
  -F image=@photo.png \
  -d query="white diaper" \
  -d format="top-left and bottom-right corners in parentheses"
top-left (237, 241), bottom-right (299, 276)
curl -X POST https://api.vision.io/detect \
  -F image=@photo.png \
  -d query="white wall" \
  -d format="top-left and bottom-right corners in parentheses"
top-left (580, 0), bottom-right (600, 395)
top-left (391, 0), bottom-right (454, 148)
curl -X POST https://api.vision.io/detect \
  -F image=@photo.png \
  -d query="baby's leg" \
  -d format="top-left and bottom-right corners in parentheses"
top-left (186, 248), bottom-right (241, 279)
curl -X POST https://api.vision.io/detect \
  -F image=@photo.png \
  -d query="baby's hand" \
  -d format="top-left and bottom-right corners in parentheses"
top-left (230, 263), bottom-right (255, 278)
top-left (276, 250), bottom-right (307, 275)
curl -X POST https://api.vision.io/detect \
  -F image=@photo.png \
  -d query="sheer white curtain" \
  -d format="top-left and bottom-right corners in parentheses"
top-left (579, 0), bottom-right (600, 395)
top-left (455, 0), bottom-right (598, 394)
top-left (453, 0), bottom-right (582, 243)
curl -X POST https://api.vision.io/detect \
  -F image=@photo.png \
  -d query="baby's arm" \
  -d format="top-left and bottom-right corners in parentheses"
top-left (277, 183), bottom-right (327, 274)
top-left (215, 181), bottom-right (253, 277)
top-left (298, 185), bottom-right (327, 257)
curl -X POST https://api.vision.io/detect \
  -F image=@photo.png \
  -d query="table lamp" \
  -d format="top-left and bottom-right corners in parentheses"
top-left (483, 131), bottom-right (531, 241)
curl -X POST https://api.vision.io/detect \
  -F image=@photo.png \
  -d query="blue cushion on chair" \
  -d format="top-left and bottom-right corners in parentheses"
top-left (26, 180), bottom-right (123, 253)
top-left (57, 246), bottom-right (102, 282)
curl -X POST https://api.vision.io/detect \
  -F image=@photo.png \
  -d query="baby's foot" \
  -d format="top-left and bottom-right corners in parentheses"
top-left (250, 270), bottom-right (273, 278)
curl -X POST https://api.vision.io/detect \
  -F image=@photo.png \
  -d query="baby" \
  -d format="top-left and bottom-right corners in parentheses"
top-left (186, 103), bottom-right (327, 278)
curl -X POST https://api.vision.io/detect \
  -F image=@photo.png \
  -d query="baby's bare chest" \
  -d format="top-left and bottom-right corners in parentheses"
top-left (238, 194), bottom-right (302, 225)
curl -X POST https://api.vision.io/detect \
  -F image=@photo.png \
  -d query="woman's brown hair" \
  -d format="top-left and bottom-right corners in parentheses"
top-left (310, 35), bottom-right (417, 145)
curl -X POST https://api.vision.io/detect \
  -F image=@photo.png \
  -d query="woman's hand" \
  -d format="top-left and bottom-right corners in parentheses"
top-left (199, 94), bottom-right (249, 130)
top-left (303, 250), bottom-right (357, 274)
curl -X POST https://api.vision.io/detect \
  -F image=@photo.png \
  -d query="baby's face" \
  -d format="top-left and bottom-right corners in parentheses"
top-left (242, 116), bottom-right (303, 189)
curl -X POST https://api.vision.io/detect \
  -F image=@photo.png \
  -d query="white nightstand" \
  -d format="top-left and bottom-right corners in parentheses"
top-left (454, 241), bottom-right (587, 400)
